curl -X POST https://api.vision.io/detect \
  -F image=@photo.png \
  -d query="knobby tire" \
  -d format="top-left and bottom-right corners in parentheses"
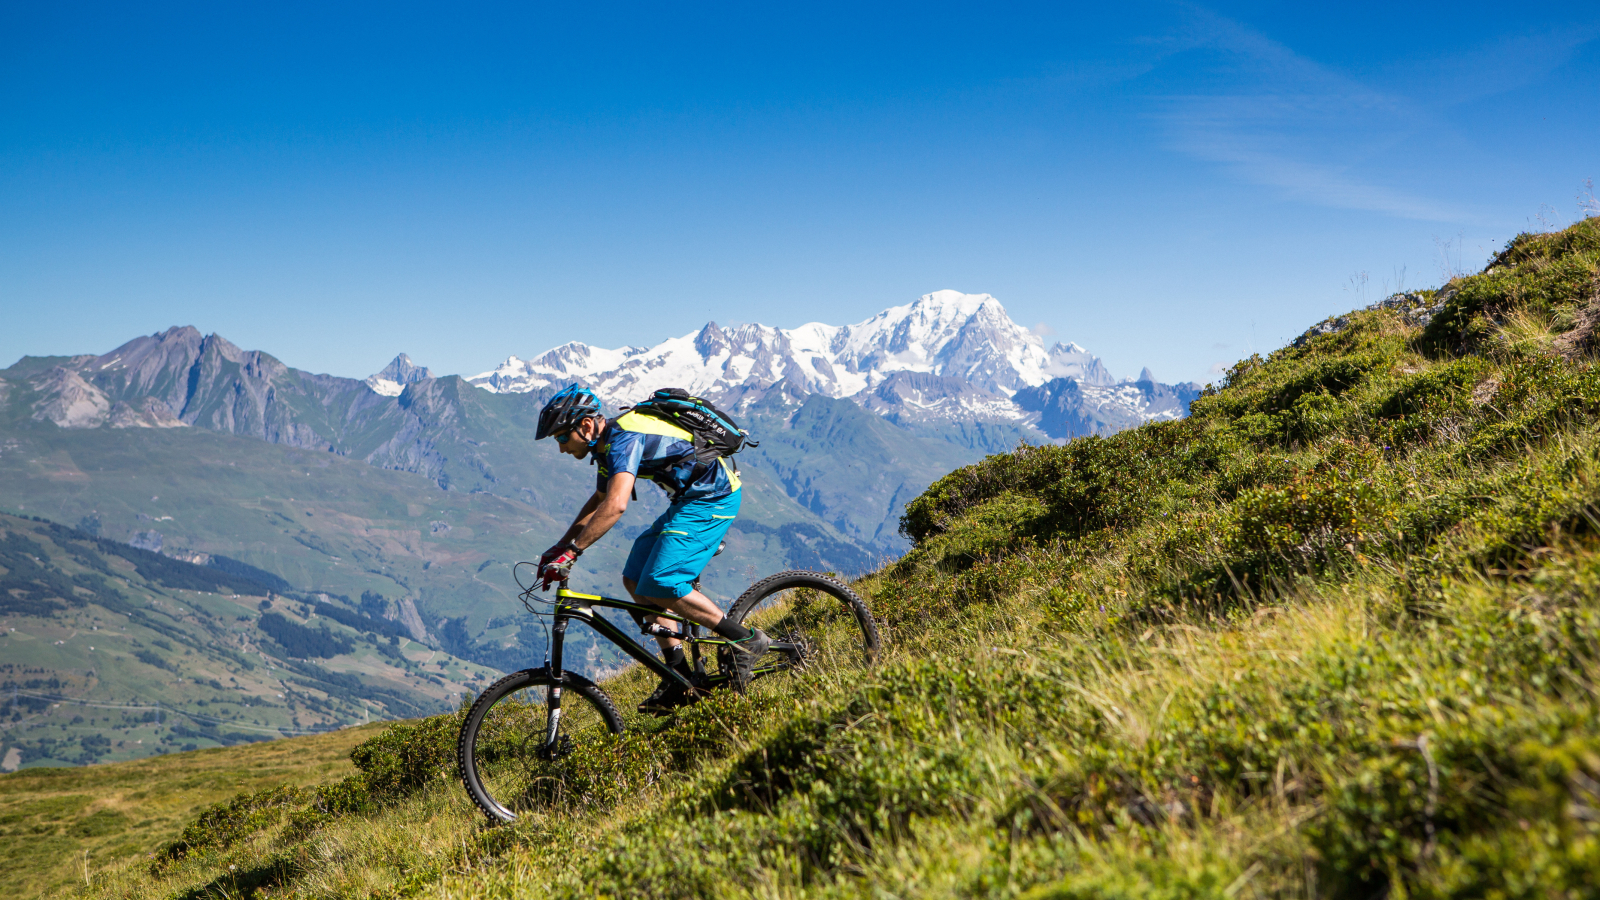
top-left (457, 667), bottom-right (623, 824)
top-left (725, 570), bottom-right (880, 672)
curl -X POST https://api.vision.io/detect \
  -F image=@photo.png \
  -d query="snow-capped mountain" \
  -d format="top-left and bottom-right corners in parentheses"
top-left (468, 290), bottom-right (1187, 436)
top-left (365, 353), bottom-right (433, 397)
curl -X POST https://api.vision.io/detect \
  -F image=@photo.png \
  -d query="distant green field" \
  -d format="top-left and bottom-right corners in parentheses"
top-left (0, 722), bottom-right (384, 898)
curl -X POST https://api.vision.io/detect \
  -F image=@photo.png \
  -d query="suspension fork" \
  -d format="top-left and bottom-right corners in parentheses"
top-left (543, 613), bottom-right (570, 752)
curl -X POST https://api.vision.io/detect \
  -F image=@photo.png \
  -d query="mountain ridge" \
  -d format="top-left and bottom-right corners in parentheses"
top-left (465, 289), bottom-right (1185, 435)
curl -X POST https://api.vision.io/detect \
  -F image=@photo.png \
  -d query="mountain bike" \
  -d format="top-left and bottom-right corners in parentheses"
top-left (457, 569), bottom-right (880, 824)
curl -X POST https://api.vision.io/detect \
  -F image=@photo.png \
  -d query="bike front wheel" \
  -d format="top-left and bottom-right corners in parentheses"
top-left (457, 667), bottom-right (624, 823)
top-left (724, 570), bottom-right (880, 680)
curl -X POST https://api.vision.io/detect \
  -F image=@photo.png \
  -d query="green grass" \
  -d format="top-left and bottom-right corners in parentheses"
top-left (0, 722), bottom-right (383, 898)
top-left (38, 218), bottom-right (1600, 898)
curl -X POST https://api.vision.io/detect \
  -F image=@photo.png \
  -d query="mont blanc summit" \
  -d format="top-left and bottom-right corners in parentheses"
top-left (469, 291), bottom-right (1195, 436)
top-left (471, 291), bottom-right (1067, 400)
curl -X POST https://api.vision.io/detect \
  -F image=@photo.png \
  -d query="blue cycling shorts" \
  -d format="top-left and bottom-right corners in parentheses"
top-left (623, 490), bottom-right (742, 600)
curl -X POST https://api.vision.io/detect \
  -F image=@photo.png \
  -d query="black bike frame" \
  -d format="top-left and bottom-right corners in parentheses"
top-left (539, 587), bottom-right (794, 752)
top-left (547, 587), bottom-right (708, 689)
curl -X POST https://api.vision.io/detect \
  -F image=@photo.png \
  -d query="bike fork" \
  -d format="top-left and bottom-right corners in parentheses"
top-left (543, 614), bottom-right (569, 756)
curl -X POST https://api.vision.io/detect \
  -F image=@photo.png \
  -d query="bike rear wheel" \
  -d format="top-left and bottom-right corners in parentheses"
top-left (457, 667), bottom-right (624, 823)
top-left (724, 571), bottom-right (880, 680)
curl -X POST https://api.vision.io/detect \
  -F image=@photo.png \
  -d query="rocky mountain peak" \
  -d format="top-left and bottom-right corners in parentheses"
top-left (199, 332), bottom-right (247, 364)
top-left (460, 289), bottom-right (1186, 432)
top-left (1045, 342), bottom-right (1116, 386)
top-left (385, 354), bottom-right (432, 383)
top-left (366, 354), bottom-right (434, 397)
top-left (91, 326), bottom-right (205, 392)
top-left (156, 325), bottom-right (204, 343)
top-left (693, 322), bottom-right (730, 360)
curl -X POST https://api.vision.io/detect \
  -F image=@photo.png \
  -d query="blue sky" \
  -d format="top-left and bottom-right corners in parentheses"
top-left (3, 2), bottom-right (1597, 385)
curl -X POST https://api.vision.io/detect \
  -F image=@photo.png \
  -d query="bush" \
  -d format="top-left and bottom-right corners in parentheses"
top-left (346, 712), bottom-right (461, 800)
top-left (1227, 442), bottom-right (1394, 556)
top-left (152, 786), bottom-right (305, 867)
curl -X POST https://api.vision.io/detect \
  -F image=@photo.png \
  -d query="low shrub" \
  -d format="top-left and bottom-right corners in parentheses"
top-left (151, 785), bottom-right (305, 868)
top-left (1227, 441), bottom-right (1394, 557)
top-left (348, 712), bottom-right (461, 799)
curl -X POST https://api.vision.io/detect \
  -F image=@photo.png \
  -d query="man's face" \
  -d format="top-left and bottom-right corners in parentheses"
top-left (555, 416), bottom-right (601, 459)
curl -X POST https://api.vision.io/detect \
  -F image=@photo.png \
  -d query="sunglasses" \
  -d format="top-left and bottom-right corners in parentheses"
top-left (555, 418), bottom-right (597, 445)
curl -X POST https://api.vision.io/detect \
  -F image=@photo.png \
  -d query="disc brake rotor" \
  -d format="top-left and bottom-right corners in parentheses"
top-left (535, 733), bottom-right (574, 762)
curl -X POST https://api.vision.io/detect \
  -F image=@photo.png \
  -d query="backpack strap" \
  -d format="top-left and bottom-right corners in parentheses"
top-left (614, 410), bottom-right (710, 497)
top-left (615, 410), bottom-right (694, 442)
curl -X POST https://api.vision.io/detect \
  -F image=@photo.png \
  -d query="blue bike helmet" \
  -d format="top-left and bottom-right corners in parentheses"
top-left (537, 384), bottom-right (603, 441)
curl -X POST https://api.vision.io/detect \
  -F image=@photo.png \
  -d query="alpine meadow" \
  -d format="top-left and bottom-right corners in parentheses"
top-left (3, 216), bottom-right (1597, 898)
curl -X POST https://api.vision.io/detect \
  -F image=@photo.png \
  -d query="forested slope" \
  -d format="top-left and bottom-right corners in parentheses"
top-left (49, 218), bottom-right (1600, 898)
top-left (0, 511), bottom-right (491, 775)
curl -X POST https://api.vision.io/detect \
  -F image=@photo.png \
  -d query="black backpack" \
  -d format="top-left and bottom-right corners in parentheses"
top-left (623, 388), bottom-right (758, 479)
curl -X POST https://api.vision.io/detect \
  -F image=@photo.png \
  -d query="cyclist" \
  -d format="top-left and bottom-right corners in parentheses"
top-left (533, 384), bottom-right (769, 713)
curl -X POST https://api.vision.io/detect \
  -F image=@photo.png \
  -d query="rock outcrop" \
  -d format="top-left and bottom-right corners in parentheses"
top-left (30, 367), bottom-right (110, 428)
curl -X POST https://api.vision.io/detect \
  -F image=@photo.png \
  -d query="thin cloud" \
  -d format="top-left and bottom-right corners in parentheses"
top-left (1150, 5), bottom-right (1596, 222)
top-left (1393, 25), bottom-right (1600, 107)
top-left (1174, 124), bottom-right (1469, 220)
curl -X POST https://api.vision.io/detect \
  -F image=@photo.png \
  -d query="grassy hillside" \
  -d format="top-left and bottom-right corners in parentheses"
top-left (46, 218), bottom-right (1600, 899)
top-left (0, 722), bottom-right (383, 898)
top-left (0, 512), bottom-right (497, 771)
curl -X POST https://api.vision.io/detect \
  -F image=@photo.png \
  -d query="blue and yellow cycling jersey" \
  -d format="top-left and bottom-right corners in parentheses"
top-left (594, 411), bottom-right (740, 501)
